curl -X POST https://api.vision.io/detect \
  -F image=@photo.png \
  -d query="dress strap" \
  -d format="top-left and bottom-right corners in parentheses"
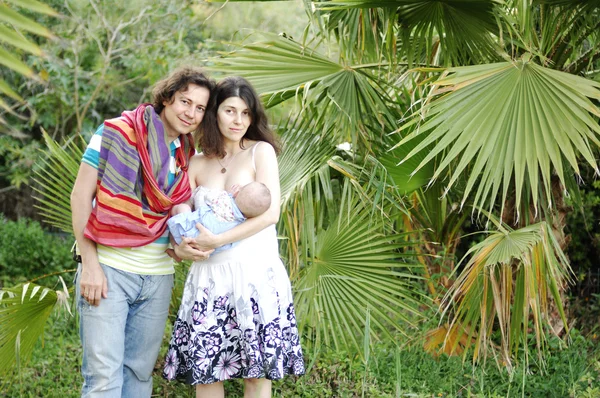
top-left (251, 142), bottom-right (262, 172)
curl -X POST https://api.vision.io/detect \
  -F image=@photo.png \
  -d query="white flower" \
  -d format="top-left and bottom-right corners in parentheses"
top-left (212, 350), bottom-right (242, 380)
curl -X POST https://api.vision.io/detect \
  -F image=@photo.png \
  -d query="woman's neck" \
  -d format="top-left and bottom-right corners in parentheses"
top-left (223, 139), bottom-right (246, 158)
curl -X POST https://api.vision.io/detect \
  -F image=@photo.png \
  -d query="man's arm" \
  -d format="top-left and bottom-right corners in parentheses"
top-left (71, 163), bottom-right (107, 306)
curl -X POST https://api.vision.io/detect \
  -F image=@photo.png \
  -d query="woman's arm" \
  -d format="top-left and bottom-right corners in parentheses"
top-left (194, 142), bottom-right (280, 250)
top-left (172, 154), bottom-right (214, 261)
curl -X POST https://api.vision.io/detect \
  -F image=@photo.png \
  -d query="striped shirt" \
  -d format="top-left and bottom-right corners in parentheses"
top-left (82, 124), bottom-right (180, 275)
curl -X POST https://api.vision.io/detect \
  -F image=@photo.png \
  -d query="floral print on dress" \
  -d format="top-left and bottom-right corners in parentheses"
top-left (163, 349), bottom-right (179, 380)
top-left (163, 278), bottom-right (305, 384)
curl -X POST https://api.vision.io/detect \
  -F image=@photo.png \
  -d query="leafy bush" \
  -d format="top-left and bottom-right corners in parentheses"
top-left (0, 215), bottom-right (74, 285)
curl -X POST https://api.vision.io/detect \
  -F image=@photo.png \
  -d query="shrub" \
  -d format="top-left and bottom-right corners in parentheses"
top-left (0, 215), bottom-right (74, 286)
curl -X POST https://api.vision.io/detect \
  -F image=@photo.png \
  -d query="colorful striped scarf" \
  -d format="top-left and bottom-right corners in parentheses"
top-left (84, 104), bottom-right (195, 247)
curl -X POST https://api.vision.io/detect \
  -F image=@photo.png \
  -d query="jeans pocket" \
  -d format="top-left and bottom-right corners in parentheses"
top-left (73, 264), bottom-right (81, 285)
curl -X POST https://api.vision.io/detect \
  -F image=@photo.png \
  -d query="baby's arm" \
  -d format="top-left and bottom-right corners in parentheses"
top-left (171, 203), bottom-right (193, 216)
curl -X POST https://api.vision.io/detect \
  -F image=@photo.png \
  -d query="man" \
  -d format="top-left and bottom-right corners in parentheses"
top-left (71, 67), bottom-right (213, 397)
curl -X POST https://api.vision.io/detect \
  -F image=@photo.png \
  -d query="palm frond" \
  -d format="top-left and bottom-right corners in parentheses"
top-left (441, 219), bottom-right (572, 367)
top-left (0, 3), bottom-right (54, 38)
top-left (32, 131), bottom-right (85, 234)
top-left (0, 280), bottom-right (70, 375)
top-left (536, 0), bottom-right (600, 8)
top-left (278, 113), bottom-right (338, 207)
top-left (379, 132), bottom-right (433, 195)
top-left (0, 0), bottom-right (57, 126)
top-left (210, 33), bottom-right (397, 143)
top-left (277, 112), bottom-right (340, 279)
top-left (210, 33), bottom-right (342, 97)
top-left (315, 6), bottom-right (397, 65)
top-left (294, 187), bottom-right (425, 355)
top-left (398, 60), bottom-right (600, 219)
top-left (317, 0), bottom-right (501, 66)
top-left (4, 0), bottom-right (59, 17)
top-left (0, 78), bottom-right (22, 101)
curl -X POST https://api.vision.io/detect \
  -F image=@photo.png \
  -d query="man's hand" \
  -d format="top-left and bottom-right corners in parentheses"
top-left (165, 248), bottom-right (183, 262)
top-left (79, 260), bottom-right (108, 307)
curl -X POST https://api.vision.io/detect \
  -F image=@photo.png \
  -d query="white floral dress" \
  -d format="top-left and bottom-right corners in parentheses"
top-left (163, 186), bottom-right (305, 384)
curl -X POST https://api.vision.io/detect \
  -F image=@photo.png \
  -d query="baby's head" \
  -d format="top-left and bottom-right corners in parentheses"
top-left (234, 182), bottom-right (271, 218)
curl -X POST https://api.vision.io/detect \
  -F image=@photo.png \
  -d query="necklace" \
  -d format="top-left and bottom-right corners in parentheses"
top-left (216, 150), bottom-right (243, 173)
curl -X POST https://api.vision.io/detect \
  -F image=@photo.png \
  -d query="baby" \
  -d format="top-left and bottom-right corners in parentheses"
top-left (168, 181), bottom-right (271, 253)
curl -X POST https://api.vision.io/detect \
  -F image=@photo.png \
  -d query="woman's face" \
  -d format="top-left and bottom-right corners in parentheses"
top-left (217, 96), bottom-right (251, 144)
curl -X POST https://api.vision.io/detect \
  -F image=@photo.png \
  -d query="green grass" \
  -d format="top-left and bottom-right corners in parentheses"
top-left (2, 309), bottom-right (599, 398)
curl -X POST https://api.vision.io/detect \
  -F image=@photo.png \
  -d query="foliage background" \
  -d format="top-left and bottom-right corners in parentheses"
top-left (1, 0), bottom-right (600, 396)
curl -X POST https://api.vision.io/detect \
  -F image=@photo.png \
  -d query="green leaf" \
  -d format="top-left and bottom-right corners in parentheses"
top-left (0, 4), bottom-right (54, 38)
top-left (442, 219), bottom-right (573, 367)
top-left (32, 131), bottom-right (85, 234)
top-left (294, 189), bottom-right (425, 355)
top-left (0, 46), bottom-right (34, 77)
top-left (398, 60), bottom-right (600, 218)
top-left (278, 115), bottom-right (338, 206)
top-left (380, 133), bottom-right (433, 194)
top-left (0, 79), bottom-right (23, 101)
top-left (317, 0), bottom-right (502, 65)
top-left (207, 0), bottom-right (293, 2)
top-left (0, 24), bottom-right (44, 55)
top-left (4, 0), bottom-right (59, 16)
top-left (212, 33), bottom-right (397, 144)
top-left (210, 33), bottom-right (343, 95)
top-left (536, 0), bottom-right (600, 7)
top-left (0, 282), bottom-right (69, 375)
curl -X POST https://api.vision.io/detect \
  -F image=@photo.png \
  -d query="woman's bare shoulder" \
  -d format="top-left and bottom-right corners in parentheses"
top-left (253, 141), bottom-right (276, 157)
top-left (242, 139), bottom-right (259, 149)
top-left (188, 153), bottom-right (209, 173)
top-left (190, 152), bottom-right (208, 164)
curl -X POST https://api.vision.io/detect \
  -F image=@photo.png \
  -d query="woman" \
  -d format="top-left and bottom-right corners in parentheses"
top-left (164, 76), bottom-right (305, 397)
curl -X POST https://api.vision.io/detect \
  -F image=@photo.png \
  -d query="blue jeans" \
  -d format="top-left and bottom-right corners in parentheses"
top-left (75, 263), bottom-right (173, 398)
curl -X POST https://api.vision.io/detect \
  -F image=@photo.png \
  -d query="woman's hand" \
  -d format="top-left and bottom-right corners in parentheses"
top-left (192, 223), bottom-right (220, 250)
top-left (173, 236), bottom-right (214, 261)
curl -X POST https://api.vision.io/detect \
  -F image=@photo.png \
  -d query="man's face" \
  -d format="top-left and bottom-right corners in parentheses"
top-left (160, 84), bottom-right (210, 140)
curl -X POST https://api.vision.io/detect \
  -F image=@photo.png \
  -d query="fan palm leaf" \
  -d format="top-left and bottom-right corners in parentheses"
top-left (32, 131), bottom-right (85, 234)
top-left (314, 6), bottom-right (397, 65)
top-left (441, 217), bottom-right (572, 367)
top-left (503, 0), bottom-right (600, 74)
top-left (277, 113), bottom-right (339, 278)
top-left (316, 0), bottom-right (501, 66)
top-left (294, 186), bottom-right (424, 355)
top-left (0, 279), bottom-right (70, 375)
top-left (397, 59), bottom-right (600, 219)
top-left (537, 0), bottom-right (600, 8)
top-left (378, 131), bottom-right (434, 195)
top-left (278, 116), bottom-right (338, 206)
top-left (210, 33), bottom-right (397, 143)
